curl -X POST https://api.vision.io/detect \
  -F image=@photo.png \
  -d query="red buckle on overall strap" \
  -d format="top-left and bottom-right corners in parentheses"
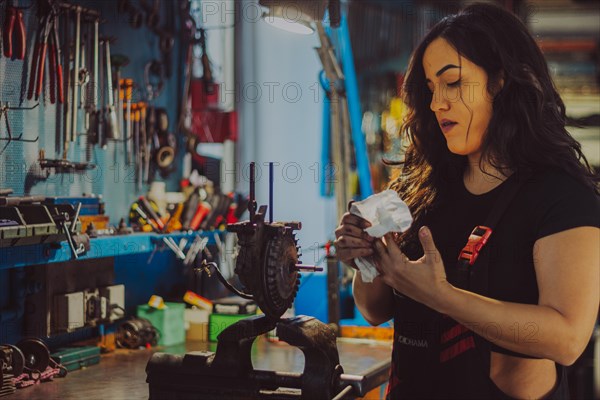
top-left (458, 226), bottom-right (493, 266)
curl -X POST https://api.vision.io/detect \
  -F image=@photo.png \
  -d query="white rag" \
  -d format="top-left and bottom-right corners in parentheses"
top-left (349, 190), bottom-right (413, 283)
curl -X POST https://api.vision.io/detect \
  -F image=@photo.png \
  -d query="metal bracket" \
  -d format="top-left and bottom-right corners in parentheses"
top-left (0, 103), bottom-right (40, 155)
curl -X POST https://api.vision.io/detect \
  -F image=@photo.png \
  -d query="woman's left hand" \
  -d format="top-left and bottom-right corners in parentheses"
top-left (373, 226), bottom-right (452, 310)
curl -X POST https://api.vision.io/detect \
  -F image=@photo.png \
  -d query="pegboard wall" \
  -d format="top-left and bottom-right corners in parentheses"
top-left (0, 0), bottom-right (184, 223)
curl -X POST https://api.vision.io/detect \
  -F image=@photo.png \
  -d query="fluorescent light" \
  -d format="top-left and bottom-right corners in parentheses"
top-left (262, 12), bottom-right (314, 35)
top-left (259, 1), bottom-right (327, 35)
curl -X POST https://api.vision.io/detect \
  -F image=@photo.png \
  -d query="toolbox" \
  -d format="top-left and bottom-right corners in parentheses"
top-left (50, 346), bottom-right (101, 372)
top-left (45, 196), bottom-right (105, 216)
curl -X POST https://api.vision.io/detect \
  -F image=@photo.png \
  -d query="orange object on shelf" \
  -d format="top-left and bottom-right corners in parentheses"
top-left (79, 215), bottom-right (110, 232)
top-left (340, 325), bottom-right (394, 341)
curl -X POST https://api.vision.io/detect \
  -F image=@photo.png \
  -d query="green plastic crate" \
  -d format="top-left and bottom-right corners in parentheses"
top-left (137, 302), bottom-right (186, 346)
top-left (209, 313), bottom-right (254, 342)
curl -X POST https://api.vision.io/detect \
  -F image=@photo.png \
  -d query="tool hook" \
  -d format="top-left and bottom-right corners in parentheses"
top-left (0, 103), bottom-right (40, 144)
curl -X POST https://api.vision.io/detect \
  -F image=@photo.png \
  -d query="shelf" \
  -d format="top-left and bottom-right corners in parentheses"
top-left (563, 94), bottom-right (600, 117)
top-left (537, 38), bottom-right (597, 53)
top-left (0, 231), bottom-right (221, 270)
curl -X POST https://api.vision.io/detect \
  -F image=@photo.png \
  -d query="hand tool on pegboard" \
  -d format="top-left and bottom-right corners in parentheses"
top-left (140, 0), bottom-right (160, 31)
top-left (78, 31), bottom-right (89, 120)
top-left (92, 19), bottom-right (99, 113)
top-left (111, 54), bottom-right (129, 160)
top-left (198, 28), bottom-right (215, 96)
top-left (62, 1), bottom-right (72, 155)
top-left (161, 0), bottom-right (176, 78)
top-left (121, 78), bottom-right (134, 165)
top-left (2, 0), bottom-right (28, 60)
top-left (144, 59), bottom-right (165, 101)
top-left (176, 4), bottom-right (195, 137)
top-left (148, 107), bottom-right (176, 178)
top-left (133, 103), bottom-right (141, 190)
top-left (48, 11), bottom-right (64, 104)
top-left (87, 34), bottom-right (101, 150)
top-left (51, 8), bottom-right (64, 157)
top-left (37, 148), bottom-right (95, 172)
top-left (85, 18), bottom-right (100, 161)
top-left (97, 36), bottom-right (106, 147)
top-left (70, 5), bottom-right (81, 142)
top-left (137, 104), bottom-right (147, 189)
top-left (140, 103), bottom-right (150, 183)
top-left (103, 38), bottom-right (120, 141)
top-left (118, 0), bottom-right (143, 30)
top-left (141, 0), bottom-right (175, 78)
top-left (27, 0), bottom-right (62, 102)
top-left (53, 2), bottom-right (100, 156)
top-left (27, 2), bottom-right (54, 101)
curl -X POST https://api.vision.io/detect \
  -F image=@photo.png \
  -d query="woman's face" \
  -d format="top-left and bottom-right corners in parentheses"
top-left (422, 37), bottom-right (494, 157)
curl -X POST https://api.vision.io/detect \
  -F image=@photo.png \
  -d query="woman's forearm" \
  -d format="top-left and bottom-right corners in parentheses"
top-left (438, 286), bottom-right (593, 366)
top-left (352, 271), bottom-right (394, 326)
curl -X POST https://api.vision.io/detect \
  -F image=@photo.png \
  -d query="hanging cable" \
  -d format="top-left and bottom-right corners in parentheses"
top-left (195, 260), bottom-right (254, 300)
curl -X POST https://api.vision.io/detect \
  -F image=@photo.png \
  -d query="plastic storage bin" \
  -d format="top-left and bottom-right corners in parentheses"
top-left (209, 313), bottom-right (254, 342)
top-left (137, 302), bottom-right (186, 346)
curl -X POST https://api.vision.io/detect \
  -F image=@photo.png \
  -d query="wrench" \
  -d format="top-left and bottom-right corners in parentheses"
top-left (71, 7), bottom-right (81, 142)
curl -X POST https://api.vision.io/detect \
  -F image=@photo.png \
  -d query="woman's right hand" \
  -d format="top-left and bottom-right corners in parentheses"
top-left (334, 213), bottom-right (376, 268)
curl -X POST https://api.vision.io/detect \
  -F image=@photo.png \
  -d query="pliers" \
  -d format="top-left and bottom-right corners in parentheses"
top-left (27, 11), bottom-right (53, 100)
top-left (48, 14), bottom-right (63, 104)
top-left (27, 1), bottom-right (62, 103)
top-left (2, 0), bottom-right (27, 60)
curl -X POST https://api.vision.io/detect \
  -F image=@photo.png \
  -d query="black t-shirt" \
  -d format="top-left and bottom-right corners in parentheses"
top-left (408, 168), bottom-right (600, 353)
top-left (386, 168), bottom-right (599, 399)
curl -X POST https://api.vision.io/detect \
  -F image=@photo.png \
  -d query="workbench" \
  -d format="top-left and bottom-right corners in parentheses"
top-left (8, 337), bottom-right (392, 400)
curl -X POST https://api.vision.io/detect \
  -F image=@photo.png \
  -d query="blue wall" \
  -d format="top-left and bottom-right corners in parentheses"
top-left (0, 0), bottom-right (186, 344)
top-left (0, 0), bottom-right (184, 223)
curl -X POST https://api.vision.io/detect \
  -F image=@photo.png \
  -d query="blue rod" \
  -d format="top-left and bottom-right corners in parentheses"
top-left (321, 85), bottom-right (332, 197)
top-left (269, 162), bottom-right (274, 223)
top-left (336, 14), bottom-right (373, 198)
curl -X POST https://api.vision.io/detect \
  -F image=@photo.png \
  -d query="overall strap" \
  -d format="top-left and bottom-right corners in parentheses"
top-left (457, 171), bottom-right (531, 291)
top-left (441, 171), bottom-right (531, 367)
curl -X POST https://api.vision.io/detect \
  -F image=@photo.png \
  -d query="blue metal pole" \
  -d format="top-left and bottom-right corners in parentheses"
top-left (321, 88), bottom-right (332, 197)
top-left (336, 14), bottom-right (373, 198)
top-left (269, 162), bottom-right (274, 222)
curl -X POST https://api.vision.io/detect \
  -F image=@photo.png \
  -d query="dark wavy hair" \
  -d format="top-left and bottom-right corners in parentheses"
top-left (390, 2), bottom-right (599, 250)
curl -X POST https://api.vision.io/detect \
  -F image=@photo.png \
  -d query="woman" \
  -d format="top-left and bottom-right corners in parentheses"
top-left (334, 3), bottom-right (599, 399)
